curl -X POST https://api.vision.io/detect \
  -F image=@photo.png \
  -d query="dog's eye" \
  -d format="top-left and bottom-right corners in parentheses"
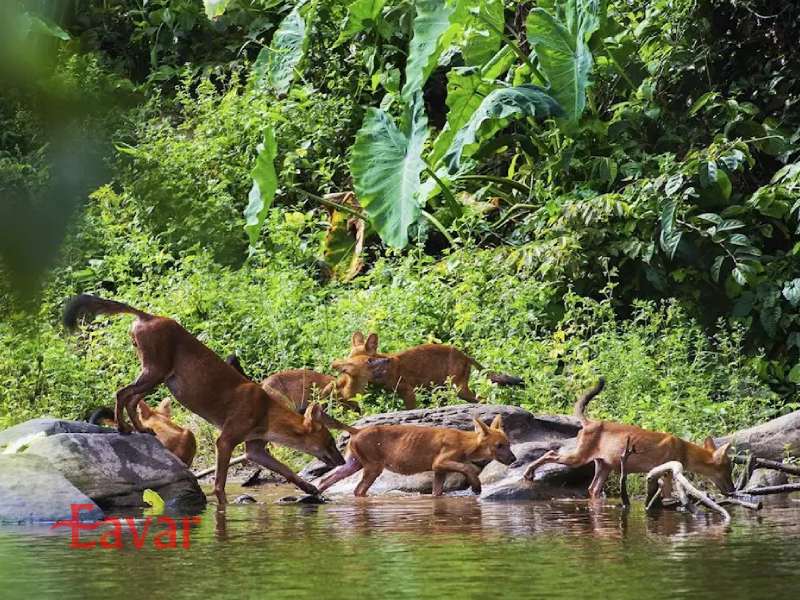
top-left (495, 442), bottom-right (502, 449)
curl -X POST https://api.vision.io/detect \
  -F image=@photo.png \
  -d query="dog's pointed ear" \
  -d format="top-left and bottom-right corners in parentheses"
top-left (713, 442), bottom-right (731, 462)
top-left (304, 402), bottom-right (324, 431)
top-left (703, 436), bottom-right (717, 451)
top-left (137, 400), bottom-right (152, 418)
top-left (473, 418), bottom-right (491, 437)
top-left (157, 397), bottom-right (172, 417)
top-left (365, 333), bottom-right (379, 354)
top-left (490, 414), bottom-right (504, 432)
top-left (351, 331), bottom-right (365, 347)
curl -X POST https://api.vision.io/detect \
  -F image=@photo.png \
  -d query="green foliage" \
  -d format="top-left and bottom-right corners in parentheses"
top-left (244, 127), bottom-right (279, 246)
top-left (254, 4), bottom-right (309, 95)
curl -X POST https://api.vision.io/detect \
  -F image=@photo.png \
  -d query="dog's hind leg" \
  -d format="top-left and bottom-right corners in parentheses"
top-left (317, 455), bottom-right (362, 492)
top-left (588, 460), bottom-right (612, 499)
top-left (354, 466), bottom-right (383, 496)
top-left (245, 440), bottom-right (319, 495)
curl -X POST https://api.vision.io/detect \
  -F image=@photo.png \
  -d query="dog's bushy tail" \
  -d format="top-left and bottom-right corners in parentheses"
top-left (487, 372), bottom-right (525, 386)
top-left (573, 378), bottom-right (606, 425)
top-left (86, 406), bottom-right (115, 426)
top-left (468, 357), bottom-right (524, 386)
top-left (63, 294), bottom-right (151, 331)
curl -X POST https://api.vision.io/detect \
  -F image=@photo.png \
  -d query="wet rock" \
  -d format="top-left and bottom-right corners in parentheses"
top-left (717, 410), bottom-right (800, 460)
top-left (300, 404), bottom-right (580, 479)
top-left (0, 418), bottom-right (111, 452)
top-left (14, 423), bottom-right (206, 513)
top-left (233, 494), bottom-right (257, 504)
top-left (0, 454), bottom-right (104, 523)
top-left (479, 439), bottom-right (593, 501)
top-left (277, 494), bottom-right (328, 505)
top-left (318, 470), bottom-right (468, 497)
top-left (746, 468), bottom-right (789, 490)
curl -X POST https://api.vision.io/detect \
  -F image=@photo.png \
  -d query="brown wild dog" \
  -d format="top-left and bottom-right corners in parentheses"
top-left (523, 378), bottom-right (734, 498)
top-left (64, 295), bottom-right (344, 505)
top-left (317, 416), bottom-right (517, 496)
top-left (137, 398), bottom-right (197, 467)
top-left (332, 331), bottom-right (523, 409)
top-left (87, 400), bottom-right (197, 467)
top-left (225, 354), bottom-right (374, 427)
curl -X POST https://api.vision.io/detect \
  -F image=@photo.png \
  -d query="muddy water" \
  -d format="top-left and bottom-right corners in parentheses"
top-left (1, 485), bottom-right (799, 599)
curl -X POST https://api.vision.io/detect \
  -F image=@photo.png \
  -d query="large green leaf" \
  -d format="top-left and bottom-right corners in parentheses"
top-left (203, 0), bottom-right (232, 20)
top-left (442, 85), bottom-right (562, 174)
top-left (351, 92), bottom-right (429, 248)
top-left (460, 0), bottom-right (504, 66)
top-left (526, 0), bottom-right (601, 123)
top-left (401, 0), bottom-right (455, 102)
top-left (243, 129), bottom-right (278, 246)
top-left (254, 6), bottom-right (307, 96)
top-left (429, 46), bottom-right (515, 167)
top-left (336, 0), bottom-right (387, 46)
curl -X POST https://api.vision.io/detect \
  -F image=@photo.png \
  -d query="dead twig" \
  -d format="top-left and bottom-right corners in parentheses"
top-left (619, 436), bottom-right (636, 508)
top-left (717, 497), bottom-right (762, 511)
top-left (728, 483), bottom-right (800, 497)
top-left (193, 455), bottom-right (248, 479)
top-left (646, 461), bottom-right (731, 523)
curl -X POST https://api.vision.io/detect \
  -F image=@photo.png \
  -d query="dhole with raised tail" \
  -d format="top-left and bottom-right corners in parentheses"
top-left (523, 378), bottom-right (734, 498)
top-left (317, 415), bottom-right (517, 496)
top-left (63, 294), bottom-right (344, 505)
top-left (332, 332), bottom-right (523, 409)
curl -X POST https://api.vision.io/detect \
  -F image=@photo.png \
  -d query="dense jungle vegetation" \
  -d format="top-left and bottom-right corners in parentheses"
top-left (1, 0), bottom-right (798, 466)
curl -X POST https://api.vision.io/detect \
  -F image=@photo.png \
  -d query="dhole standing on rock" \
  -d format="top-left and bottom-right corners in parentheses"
top-left (332, 332), bottom-right (523, 409)
top-left (523, 378), bottom-right (735, 498)
top-left (63, 294), bottom-right (345, 506)
top-left (317, 415), bottom-right (517, 496)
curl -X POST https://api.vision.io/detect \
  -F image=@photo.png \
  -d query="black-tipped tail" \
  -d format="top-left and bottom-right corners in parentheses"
top-left (63, 294), bottom-right (149, 331)
top-left (488, 372), bottom-right (525, 386)
top-left (573, 378), bottom-right (606, 424)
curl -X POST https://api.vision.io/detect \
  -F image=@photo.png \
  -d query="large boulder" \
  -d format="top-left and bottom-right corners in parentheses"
top-left (0, 454), bottom-right (104, 523)
top-left (0, 419), bottom-right (206, 515)
top-left (717, 410), bottom-right (800, 459)
top-left (301, 404), bottom-right (580, 479)
top-left (21, 430), bottom-right (206, 513)
top-left (479, 440), bottom-right (593, 501)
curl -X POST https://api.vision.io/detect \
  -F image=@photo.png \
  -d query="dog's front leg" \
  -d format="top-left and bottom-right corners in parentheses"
top-left (245, 440), bottom-right (319, 495)
top-left (317, 455), bottom-right (362, 492)
top-left (433, 459), bottom-right (481, 494)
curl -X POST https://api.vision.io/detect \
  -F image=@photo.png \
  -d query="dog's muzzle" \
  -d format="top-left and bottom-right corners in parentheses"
top-left (499, 451), bottom-right (517, 466)
top-left (323, 449), bottom-right (346, 467)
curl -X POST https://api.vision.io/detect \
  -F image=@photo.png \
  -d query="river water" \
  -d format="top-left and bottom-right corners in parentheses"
top-left (1, 485), bottom-right (798, 599)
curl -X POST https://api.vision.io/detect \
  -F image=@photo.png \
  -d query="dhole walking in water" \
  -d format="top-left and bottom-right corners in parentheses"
top-left (331, 332), bottom-right (523, 409)
top-left (317, 415), bottom-right (517, 496)
top-left (523, 378), bottom-right (734, 498)
top-left (63, 294), bottom-right (344, 505)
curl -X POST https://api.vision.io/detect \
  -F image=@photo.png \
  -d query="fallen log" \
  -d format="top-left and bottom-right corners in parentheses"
top-left (646, 461), bottom-right (731, 523)
top-left (729, 482), bottom-right (800, 497)
top-left (732, 456), bottom-right (800, 477)
top-left (194, 455), bottom-right (248, 479)
top-left (717, 497), bottom-right (762, 511)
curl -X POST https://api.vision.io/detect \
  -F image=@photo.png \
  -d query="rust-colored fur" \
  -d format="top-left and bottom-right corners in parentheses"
top-left (317, 416), bottom-right (517, 496)
top-left (137, 398), bottom-right (197, 467)
top-left (332, 332), bottom-right (522, 410)
top-left (523, 379), bottom-right (734, 497)
top-left (64, 294), bottom-right (344, 505)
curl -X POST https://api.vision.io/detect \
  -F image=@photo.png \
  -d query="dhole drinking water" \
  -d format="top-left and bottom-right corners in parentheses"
top-left (317, 415), bottom-right (517, 496)
top-left (523, 378), bottom-right (734, 498)
top-left (63, 295), bottom-right (344, 505)
top-left (332, 332), bottom-right (523, 409)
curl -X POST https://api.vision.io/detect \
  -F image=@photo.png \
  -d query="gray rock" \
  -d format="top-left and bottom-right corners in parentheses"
top-left (746, 468), bottom-right (789, 490)
top-left (717, 410), bottom-right (800, 460)
top-left (0, 454), bottom-right (104, 523)
top-left (318, 469), bottom-right (468, 497)
top-left (480, 439), bottom-right (593, 501)
top-left (300, 404), bottom-right (580, 478)
top-left (0, 418), bottom-right (111, 451)
top-left (233, 494), bottom-right (257, 504)
top-left (21, 431), bottom-right (205, 513)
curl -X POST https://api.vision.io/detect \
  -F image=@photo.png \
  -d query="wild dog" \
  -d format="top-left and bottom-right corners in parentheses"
top-left (317, 416), bottom-right (517, 496)
top-left (63, 295), bottom-right (344, 505)
top-left (86, 400), bottom-right (197, 467)
top-left (332, 331), bottom-right (523, 409)
top-left (225, 354), bottom-right (370, 426)
top-left (137, 398), bottom-right (197, 467)
top-left (522, 379), bottom-right (734, 498)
